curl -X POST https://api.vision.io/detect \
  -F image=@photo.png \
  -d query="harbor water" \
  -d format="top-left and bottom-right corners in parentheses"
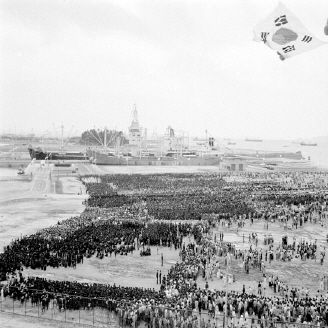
top-left (222, 139), bottom-right (328, 169)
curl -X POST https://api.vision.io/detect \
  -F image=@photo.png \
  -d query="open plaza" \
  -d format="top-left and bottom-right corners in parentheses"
top-left (0, 164), bottom-right (328, 328)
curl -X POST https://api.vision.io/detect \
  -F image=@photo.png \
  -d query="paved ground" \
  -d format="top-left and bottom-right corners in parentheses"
top-left (1, 166), bottom-right (328, 327)
top-left (23, 243), bottom-right (181, 289)
top-left (199, 221), bottom-right (328, 295)
top-left (0, 165), bottom-right (87, 248)
top-left (0, 165), bottom-right (50, 203)
top-left (76, 162), bottom-right (222, 175)
top-left (0, 311), bottom-right (91, 328)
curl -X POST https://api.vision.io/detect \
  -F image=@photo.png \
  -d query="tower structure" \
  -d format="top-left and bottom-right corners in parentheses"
top-left (128, 104), bottom-right (142, 146)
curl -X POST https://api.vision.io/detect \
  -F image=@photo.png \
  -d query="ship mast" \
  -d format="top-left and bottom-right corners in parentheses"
top-left (144, 128), bottom-right (147, 150)
top-left (52, 123), bottom-right (76, 152)
top-left (132, 104), bottom-right (138, 122)
top-left (104, 127), bottom-right (107, 150)
top-left (61, 124), bottom-right (64, 151)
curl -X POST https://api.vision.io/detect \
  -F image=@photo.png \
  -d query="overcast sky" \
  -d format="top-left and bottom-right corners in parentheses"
top-left (1, 0), bottom-right (328, 140)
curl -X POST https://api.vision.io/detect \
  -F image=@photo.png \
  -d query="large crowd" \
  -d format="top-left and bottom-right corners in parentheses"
top-left (0, 220), bottom-right (192, 276)
top-left (1, 171), bottom-right (328, 327)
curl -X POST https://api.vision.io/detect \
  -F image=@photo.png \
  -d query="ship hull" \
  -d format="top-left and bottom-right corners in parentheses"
top-left (87, 149), bottom-right (221, 166)
top-left (28, 147), bottom-right (88, 160)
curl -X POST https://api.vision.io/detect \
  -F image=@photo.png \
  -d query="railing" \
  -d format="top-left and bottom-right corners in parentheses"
top-left (1, 288), bottom-right (116, 327)
top-left (0, 287), bottom-right (325, 328)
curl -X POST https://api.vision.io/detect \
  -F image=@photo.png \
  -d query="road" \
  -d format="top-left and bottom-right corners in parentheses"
top-left (30, 166), bottom-right (51, 192)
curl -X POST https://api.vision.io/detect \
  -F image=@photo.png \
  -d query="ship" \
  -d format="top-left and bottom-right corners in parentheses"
top-left (245, 138), bottom-right (263, 142)
top-left (27, 124), bottom-right (88, 160)
top-left (227, 142), bottom-right (236, 145)
top-left (87, 105), bottom-right (221, 166)
top-left (300, 142), bottom-right (317, 146)
top-left (28, 145), bottom-right (88, 160)
top-left (86, 149), bottom-right (221, 166)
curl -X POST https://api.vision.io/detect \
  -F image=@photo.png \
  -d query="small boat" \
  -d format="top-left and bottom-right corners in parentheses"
top-left (245, 138), bottom-right (263, 142)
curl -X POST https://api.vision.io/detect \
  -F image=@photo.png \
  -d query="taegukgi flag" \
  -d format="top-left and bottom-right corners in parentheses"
top-left (253, 2), bottom-right (327, 59)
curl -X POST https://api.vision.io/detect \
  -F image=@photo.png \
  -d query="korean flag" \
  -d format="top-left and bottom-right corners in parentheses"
top-left (253, 2), bottom-right (327, 59)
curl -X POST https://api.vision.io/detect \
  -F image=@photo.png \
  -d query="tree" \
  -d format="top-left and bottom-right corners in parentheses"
top-left (80, 129), bottom-right (128, 146)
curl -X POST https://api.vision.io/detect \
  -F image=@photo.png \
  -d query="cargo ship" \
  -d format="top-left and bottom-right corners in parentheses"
top-left (28, 145), bottom-right (88, 160)
top-left (86, 148), bottom-right (221, 166)
top-left (300, 142), bottom-right (317, 146)
top-left (86, 106), bottom-right (221, 166)
top-left (27, 124), bottom-right (88, 161)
